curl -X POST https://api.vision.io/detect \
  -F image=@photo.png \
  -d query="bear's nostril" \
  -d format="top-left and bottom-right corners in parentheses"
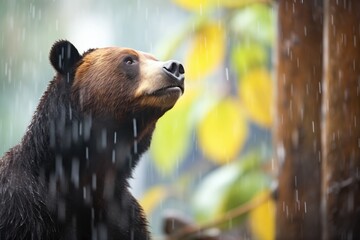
top-left (169, 62), bottom-right (177, 74)
top-left (179, 64), bottom-right (185, 74)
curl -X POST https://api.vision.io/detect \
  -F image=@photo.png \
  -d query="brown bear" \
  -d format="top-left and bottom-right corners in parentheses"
top-left (0, 40), bottom-right (184, 240)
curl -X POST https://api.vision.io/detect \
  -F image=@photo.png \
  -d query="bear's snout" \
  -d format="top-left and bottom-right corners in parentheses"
top-left (163, 60), bottom-right (185, 83)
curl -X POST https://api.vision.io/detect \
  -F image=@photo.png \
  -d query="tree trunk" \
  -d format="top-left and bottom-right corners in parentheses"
top-left (275, 1), bottom-right (323, 239)
top-left (322, 1), bottom-right (360, 239)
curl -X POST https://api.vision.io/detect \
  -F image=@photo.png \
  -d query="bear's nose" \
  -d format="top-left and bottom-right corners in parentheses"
top-left (163, 60), bottom-right (185, 82)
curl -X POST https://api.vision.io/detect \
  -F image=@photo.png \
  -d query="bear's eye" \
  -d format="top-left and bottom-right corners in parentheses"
top-left (124, 56), bottom-right (136, 65)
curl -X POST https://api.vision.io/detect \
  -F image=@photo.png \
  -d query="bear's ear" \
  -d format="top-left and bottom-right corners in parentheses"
top-left (50, 40), bottom-right (81, 74)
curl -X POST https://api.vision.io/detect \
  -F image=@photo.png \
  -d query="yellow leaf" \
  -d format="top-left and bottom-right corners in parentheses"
top-left (198, 98), bottom-right (248, 164)
top-left (139, 186), bottom-right (168, 215)
top-left (172, 0), bottom-right (213, 11)
top-left (173, 0), bottom-right (271, 10)
top-left (249, 190), bottom-right (275, 240)
top-left (219, 0), bottom-right (272, 8)
top-left (185, 22), bottom-right (225, 81)
top-left (240, 69), bottom-right (273, 127)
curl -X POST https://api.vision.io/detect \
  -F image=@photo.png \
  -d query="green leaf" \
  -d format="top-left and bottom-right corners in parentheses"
top-left (192, 162), bottom-right (240, 223)
top-left (220, 170), bottom-right (269, 226)
top-left (231, 42), bottom-right (267, 76)
top-left (150, 96), bottom-right (192, 175)
top-left (231, 4), bottom-right (275, 45)
top-left (192, 151), bottom-right (263, 223)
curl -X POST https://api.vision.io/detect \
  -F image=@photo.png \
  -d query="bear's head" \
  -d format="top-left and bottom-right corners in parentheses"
top-left (49, 40), bottom-right (184, 128)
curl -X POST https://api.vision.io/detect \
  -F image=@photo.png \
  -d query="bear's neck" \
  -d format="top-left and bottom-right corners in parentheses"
top-left (21, 79), bottom-right (156, 191)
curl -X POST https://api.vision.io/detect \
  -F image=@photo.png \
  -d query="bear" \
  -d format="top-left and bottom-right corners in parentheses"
top-left (0, 40), bottom-right (185, 240)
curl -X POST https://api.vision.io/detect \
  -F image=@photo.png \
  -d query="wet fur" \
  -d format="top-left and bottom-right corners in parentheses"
top-left (0, 40), bottom-right (177, 240)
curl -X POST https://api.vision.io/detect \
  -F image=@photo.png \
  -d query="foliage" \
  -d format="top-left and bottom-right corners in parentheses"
top-left (143, 0), bottom-right (275, 238)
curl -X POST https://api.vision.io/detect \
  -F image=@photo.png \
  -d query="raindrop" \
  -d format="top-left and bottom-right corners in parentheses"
top-left (353, 59), bottom-right (356, 71)
top-left (101, 129), bottom-right (107, 149)
top-left (306, 83), bottom-right (309, 95)
top-left (86, 147), bottom-right (89, 160)
top-left (304, 201), bottom-right (307, 213)
top-left (92, 174), bottom-right (97, 191)
top-left (312, 121), bottom-right (315, 133)
top-left (83, 186), bottom-right (87, 200)
top-left (132, 118), bottom-right (137, 137)
top-left (354, 116), bottom-right (357, 127)
top-left (79, 122), bottom-right (82, 136)
top-left (133, 140), bottom-right (138, 154)
top-left (114, 131), bottom-right (117, 144)
top-left (354, 35), bottom-right (357, 47)
top-left (286, 205), bottom-right (289, 218)
top-left (69, 105), bottom-right (72, 120)
top-left (71, 158), bottom-right (80, 188)
top-left (84, 115), bottom-right (92, 141)
top-left (112, 149), bottom-right (116, 163)
top-left (277, 142), bottom-right (286, 166)
top-left (304, 26), bottom-right (307, 36)
top-left (225, 67), bottom-right (229, 81)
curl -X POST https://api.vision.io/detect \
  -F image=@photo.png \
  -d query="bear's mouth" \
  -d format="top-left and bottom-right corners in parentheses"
top-left (151, 85), bottom-right (184, 96)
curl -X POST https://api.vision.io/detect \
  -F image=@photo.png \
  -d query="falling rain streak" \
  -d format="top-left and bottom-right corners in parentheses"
top-left (133, 118), bottom-right (138, 154)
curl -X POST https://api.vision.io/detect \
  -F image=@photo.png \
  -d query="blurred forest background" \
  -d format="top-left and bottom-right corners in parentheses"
top-left (1, 0), bottom-right (274, 239)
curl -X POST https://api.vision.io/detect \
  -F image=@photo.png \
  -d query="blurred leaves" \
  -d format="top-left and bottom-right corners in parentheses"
top-left (140, 185), bottom-right (168, 215)
top-left (173, 0), bottom-right (273, 11)
top-left (151, 2), bottom-right (274, 172)
top-left (221, 170), bottom-right (269, 225)
top-left (231, 42), bottom-right (267, 76)
top-left (150, 1), bottom-right (275, 237)
top-left (230, 3), bottom-right (275, 45)
top-left (185, 22), bottom-right (225, 81)
top-left (240, 68), bottom-right (273, 127)
top-left (249, 190), bottom-right (276, 240)
top-left (192, 151), bottom-right (270, 224)
top-left (151, 93), bottom-right (193, 175)
top-left (198, 98), bottom-right (248, 164)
